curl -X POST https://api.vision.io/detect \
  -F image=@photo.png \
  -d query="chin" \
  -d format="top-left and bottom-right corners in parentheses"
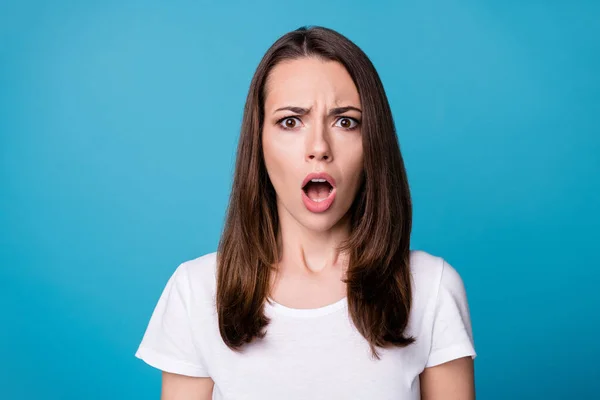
top-left (305, 223), bottom-right (335, 233)
top-left (300, 213), bottom-right (343, 233)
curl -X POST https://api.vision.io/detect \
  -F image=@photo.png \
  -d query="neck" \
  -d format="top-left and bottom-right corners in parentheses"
top-left (275, 201), bottom-right (351, 275)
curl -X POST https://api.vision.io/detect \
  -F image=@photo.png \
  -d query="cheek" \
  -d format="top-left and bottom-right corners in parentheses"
top-left (345, 148), bottom-right (364, 187)
top-left (262, 131), bottom-right (297, 192)
top-left (262, 139), bottom-right (282, 182)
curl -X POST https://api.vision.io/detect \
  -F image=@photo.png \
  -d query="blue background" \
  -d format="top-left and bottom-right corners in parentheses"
top-left (1, 1), bottom-right (598, 398)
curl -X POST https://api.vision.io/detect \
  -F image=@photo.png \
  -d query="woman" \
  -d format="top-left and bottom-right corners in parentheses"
top-left (136, 26), bottom-right (477, 399)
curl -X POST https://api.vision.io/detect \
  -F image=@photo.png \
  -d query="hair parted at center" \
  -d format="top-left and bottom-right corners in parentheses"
top-left (216, 25), bottom-right (415, 358)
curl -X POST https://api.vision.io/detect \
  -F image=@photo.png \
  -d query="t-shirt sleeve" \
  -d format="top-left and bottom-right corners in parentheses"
top-left (425, 259), bottom-right (477, 368)
top-left (135, 263), bottom-right (209, 377)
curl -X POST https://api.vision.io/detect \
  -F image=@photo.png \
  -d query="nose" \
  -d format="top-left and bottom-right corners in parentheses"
top-left (305, 123), bottom-right (332, 162)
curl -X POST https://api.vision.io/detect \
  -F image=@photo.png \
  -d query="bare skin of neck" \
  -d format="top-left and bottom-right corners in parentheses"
top-left (269, 208), bottom-right (351, 309)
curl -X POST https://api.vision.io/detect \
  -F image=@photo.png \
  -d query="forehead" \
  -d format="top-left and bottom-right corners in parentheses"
top-left (264, 57), bottom-right (361, 109)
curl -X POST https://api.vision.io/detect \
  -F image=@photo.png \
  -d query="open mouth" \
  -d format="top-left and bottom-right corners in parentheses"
top-left (302, 178), bottom-right (334, 202)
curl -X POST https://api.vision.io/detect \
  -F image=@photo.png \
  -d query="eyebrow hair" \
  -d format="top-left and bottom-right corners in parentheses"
top-left (273, 106), bottom-right (362, 117)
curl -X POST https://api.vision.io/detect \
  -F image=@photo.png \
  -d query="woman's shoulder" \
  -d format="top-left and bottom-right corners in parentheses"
top-left (171, 251), bottom-right (218, 304)
top-left (179, 251), bottom-right (218, 277)
top-left (169, 249), bottom-right (467, 309)
top-left (175, 249), bottom-right (463, 291)
top-left (409, 249), bottom-right (445, 282)
top-left (408, 249), bottom-right (467, 306)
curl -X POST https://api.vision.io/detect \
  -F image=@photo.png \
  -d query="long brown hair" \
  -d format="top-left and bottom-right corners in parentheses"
top-left (216, 25), bottom-right (414, 358)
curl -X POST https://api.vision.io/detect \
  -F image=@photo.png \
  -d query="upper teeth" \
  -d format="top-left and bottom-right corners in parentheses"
top-left (311, 178), bottom-right (327, 182)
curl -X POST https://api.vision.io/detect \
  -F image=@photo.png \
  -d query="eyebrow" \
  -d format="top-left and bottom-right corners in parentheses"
top-left (273, 106), bottom-right (362, 117)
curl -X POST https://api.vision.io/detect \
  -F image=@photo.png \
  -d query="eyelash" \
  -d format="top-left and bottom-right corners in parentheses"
top-left (276, 115), bottom-right (361, 131)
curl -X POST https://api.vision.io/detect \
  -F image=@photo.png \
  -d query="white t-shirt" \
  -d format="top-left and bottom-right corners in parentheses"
top-left (135, 250), bottom-right (477, 399)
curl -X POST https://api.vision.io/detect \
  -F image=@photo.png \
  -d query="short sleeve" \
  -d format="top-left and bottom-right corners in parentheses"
top-left (135, 263), bottom-right (209, 377)
top-left (425, 259), bottom-right (477, 368)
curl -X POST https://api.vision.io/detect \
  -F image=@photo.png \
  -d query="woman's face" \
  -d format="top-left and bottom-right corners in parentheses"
top-left (262, 57), bottom-right (364, 232)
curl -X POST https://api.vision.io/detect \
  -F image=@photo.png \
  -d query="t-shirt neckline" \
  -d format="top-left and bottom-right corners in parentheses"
top-left (265, 296), bottom-right (348, 318)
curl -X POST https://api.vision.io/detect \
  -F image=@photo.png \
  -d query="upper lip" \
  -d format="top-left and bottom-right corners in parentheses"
top-left (302, 172), bottom-right (337, 189)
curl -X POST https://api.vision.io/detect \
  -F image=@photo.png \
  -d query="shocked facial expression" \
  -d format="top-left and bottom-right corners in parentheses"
top-left (261, 57), bottom-right (364, 232)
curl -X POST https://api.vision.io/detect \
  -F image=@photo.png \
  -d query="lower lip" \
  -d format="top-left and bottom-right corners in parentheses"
top-left (302, 188), bottom-right (336, 213)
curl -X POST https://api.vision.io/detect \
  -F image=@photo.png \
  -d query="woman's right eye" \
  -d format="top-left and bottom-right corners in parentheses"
top-left (278, 117), bottom-right (302, 129)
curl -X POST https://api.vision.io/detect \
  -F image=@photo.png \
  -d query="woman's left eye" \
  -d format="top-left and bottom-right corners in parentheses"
top-left (334, 117), bottom-right (359, 130)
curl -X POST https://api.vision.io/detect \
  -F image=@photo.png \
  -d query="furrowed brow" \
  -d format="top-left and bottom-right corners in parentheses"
top-left (328, 106), bottom-right (362, 117)
top-left (272, 106), bottom-right (361, 117)
top-left (273, 106), bottom-right (311, 115)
